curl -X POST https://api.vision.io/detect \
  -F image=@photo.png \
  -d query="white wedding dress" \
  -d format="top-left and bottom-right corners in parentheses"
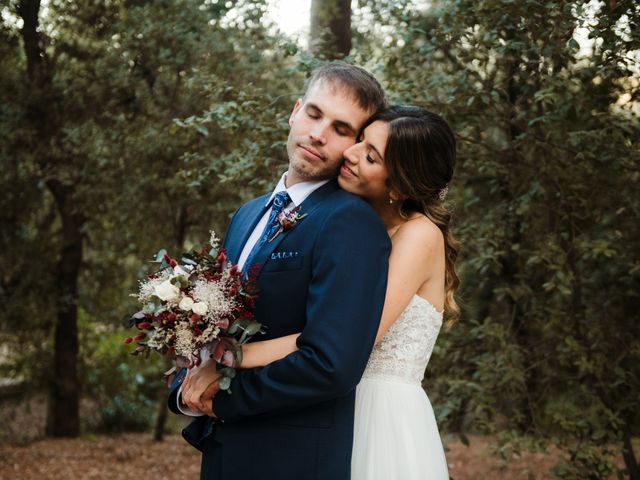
top-left (351, 295), bottom-right (449, 479)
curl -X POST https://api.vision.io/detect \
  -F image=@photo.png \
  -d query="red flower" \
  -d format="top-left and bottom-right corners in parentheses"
top-left (127, 232), bottom-right (261, 394)
top-left (216, 318), bottom-right (229, 329)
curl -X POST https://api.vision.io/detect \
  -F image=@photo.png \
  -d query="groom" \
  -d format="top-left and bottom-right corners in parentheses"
top-left (168, 63), bottom-right (390, 480)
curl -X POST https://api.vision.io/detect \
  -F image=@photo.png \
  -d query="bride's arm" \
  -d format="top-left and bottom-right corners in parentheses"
top-left (373, 219), bottom-right (444, 345)
top-left (239, 334), bottom-right (300, 369)
top-left (240, 220), bottom-right (444, 367)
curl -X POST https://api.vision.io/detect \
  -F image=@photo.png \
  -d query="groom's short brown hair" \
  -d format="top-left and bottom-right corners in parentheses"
top-left (303, 62), bottom-right (386, 115)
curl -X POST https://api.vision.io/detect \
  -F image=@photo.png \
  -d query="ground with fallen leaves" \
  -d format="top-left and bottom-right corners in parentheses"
top-left (0, 433), bottom-right (554, 480)
top-left (0, 433), bottom-right (634, 480)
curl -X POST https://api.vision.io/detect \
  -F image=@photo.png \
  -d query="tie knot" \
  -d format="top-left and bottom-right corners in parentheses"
top-left (272, 191), bottom-right (291, 212)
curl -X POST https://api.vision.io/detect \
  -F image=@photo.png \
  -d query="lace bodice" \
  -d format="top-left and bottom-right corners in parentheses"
top-left (362, 295), bottom-right (443, 384)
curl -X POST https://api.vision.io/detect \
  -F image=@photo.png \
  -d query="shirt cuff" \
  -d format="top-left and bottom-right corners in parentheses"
top-left (176, 384), bottom-right (205, 417)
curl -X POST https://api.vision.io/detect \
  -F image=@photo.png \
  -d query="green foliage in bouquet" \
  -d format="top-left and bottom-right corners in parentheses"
top-left (124, 237), bottom-right (262, 393)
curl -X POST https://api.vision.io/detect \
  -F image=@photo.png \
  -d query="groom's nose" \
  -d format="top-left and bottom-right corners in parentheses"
top-left (309, 122), bottom-right (329, 145)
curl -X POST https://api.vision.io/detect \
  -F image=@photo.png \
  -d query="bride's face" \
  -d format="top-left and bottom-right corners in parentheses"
top-left (338, 120), bottom-right (391, 204)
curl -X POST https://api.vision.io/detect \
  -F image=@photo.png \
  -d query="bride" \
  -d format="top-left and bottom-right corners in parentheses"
top-left (184, 105), bottom-right (459, 479)
top-left (339, 105), bottom-right (458, 479)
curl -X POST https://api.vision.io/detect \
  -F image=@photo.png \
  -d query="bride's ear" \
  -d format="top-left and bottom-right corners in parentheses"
top-left (388, 190), bottom-right (401, 205)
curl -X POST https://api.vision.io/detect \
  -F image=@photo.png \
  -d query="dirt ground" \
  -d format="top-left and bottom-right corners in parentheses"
top-left (0, 433), bottom-right (632, 480)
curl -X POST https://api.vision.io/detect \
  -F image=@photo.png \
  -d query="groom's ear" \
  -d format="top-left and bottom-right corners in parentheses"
top-left (289, 98), bottom-right (303, 126)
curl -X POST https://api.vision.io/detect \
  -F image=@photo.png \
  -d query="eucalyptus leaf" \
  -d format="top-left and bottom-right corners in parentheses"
top-left (154, 249), bottom-right (168, 263)
top-left (219, 376), bottom-right (231, 391)
top-left (243, 322), bottom-right (262, 336)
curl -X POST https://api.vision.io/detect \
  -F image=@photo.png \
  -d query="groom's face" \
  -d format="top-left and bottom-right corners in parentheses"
top-left (286, 80), bottom-right (371, 186)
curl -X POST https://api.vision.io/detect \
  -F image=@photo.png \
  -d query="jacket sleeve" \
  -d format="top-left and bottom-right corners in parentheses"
top-left (212, 200), bottom-right (390, 423)
top-left (167, 367), bottom-right (187, 415)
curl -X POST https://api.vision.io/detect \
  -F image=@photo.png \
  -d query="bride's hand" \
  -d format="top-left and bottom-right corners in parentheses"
top-left (182, 359), bottom-right (221, 415)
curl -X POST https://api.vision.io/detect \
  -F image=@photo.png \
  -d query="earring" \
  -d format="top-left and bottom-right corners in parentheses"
top-left (389, 198), bottom-right (394, 205)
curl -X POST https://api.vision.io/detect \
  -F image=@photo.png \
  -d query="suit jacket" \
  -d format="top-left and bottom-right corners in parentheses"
top-left (168, 180), bottom-right (390, 480)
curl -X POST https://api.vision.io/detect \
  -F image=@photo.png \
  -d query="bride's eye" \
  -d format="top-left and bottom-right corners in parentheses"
top-left (366, 153), bottom-right (375, 163)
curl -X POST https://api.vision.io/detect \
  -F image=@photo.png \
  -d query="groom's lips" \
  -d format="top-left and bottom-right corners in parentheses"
top-left (299, 145), bottom-right (324, 161)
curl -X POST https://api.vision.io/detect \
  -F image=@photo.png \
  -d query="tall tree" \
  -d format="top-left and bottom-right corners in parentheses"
top-left (310, 0), bottom-right (352, 59)
top-left (16, 0), bottom-right (83, 437)
top-left (2, 0), bottom-right (301, 438)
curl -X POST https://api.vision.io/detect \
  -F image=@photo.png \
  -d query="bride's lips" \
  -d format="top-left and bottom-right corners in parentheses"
top-left (340, 164), bottom-right (357, 178)
top-left (299, 145), bottom-right (323, 161)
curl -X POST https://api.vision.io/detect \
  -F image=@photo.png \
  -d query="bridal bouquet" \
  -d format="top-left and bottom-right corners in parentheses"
top-left (124, 231), bottom-right (261, 392)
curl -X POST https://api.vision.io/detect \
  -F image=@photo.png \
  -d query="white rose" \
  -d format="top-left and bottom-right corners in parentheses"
top-left (192, 302), bottom-right (209, 315)
top-left (178, 296), bottom-right (195, 311)
top-left (154, 280), bottom-right (180, 302)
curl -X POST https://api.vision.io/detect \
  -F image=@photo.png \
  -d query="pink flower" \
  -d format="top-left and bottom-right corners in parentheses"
top-left (269, 208), bottom-right (308, 242)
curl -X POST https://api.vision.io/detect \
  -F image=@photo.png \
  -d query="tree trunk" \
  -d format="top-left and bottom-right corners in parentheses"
top-left (17, 0), bottom-right (45, 84)
top-left (18, 0), bottom-right (83, 438)
top-left (46, 180), bottom-right (84, 437)
top-left (153, 205), bottom-right (190, 441)
top-left (309, 0), bottom-right (351, 59)
top-left (498, 52), bottom-right (535, 432)
top-left (153, 386), bottom-right (169, 441)
top-left (623, 424), bottom-right (640, 480)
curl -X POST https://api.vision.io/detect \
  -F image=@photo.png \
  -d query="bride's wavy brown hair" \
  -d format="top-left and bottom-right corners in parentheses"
top-left (369, 106), bottom-right (461, 323)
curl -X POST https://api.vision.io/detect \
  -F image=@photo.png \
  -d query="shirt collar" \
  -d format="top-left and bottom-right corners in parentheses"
top-left (265, 171), bottom-right (331, 207)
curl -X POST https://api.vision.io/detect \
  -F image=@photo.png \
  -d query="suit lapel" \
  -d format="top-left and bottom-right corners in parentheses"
top-left (225, 194), bottom-right (270, 264)
top-left (249, 180), bottom-right (339, 275)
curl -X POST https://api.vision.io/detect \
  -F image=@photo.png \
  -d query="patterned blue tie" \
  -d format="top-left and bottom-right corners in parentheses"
top-left (242, 191), bottom-right (291, 276)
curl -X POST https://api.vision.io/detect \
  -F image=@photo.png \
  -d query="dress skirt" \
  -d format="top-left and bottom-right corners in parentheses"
top-left (351, 377), bottom-right (449, 480)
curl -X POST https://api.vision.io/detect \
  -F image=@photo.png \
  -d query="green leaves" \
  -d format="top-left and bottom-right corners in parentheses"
top-left (142, 295), bottom-right (164, 314)
top-left (364, 0), bottom-right (640, 475)
top-left (218, 376), bottom-right (232, 391)
top-left (154, 249), bottom-right (168, 263)
top-left (1, 0), bottom-right (638, 470)
top-left (567, 38), bottom-right (580, 51)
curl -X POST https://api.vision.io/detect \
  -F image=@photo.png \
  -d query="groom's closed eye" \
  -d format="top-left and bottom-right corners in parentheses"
top-left (333, 121), bottom-right (355, 137)
top-left (305, 104), bottom-right (356, 137)
top-left (306, 105), bottom-right (322, 119)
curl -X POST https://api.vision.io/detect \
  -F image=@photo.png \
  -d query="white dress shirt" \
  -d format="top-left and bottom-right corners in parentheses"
top-left (177, 171), bottom-right (330, 416)
top-left (236, 172), bottom-right (330, 271)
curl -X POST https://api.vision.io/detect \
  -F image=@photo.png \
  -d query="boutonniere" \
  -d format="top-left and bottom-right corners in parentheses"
top-left (268, 207), bottom-right (308, 242)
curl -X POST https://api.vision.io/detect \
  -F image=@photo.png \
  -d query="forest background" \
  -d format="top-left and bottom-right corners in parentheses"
top-left (0, 0), bottom-right (639, 478)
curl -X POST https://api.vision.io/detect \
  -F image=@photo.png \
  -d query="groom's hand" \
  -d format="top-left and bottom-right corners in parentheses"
top-left (182, 359), bottom-right (221, 415)
top-left (200, 380), bottom-right (220, 417)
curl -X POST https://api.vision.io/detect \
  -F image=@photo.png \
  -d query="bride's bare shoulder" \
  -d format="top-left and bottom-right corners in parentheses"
top-left (393, 214), bottom-right (443, 246)
top-left (388, 215), bottom-right (444, 269)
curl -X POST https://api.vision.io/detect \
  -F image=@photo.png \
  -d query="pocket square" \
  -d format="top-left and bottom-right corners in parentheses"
top-left (271, 251), bottom-right (300, 260)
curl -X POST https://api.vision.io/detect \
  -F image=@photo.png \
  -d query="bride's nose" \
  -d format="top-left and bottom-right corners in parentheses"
top-left (343, 143), bottom-right (360, 164)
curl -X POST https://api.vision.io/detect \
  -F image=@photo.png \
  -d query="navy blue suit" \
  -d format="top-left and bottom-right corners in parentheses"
top-left (169, 180), bottom-right (390, 480)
